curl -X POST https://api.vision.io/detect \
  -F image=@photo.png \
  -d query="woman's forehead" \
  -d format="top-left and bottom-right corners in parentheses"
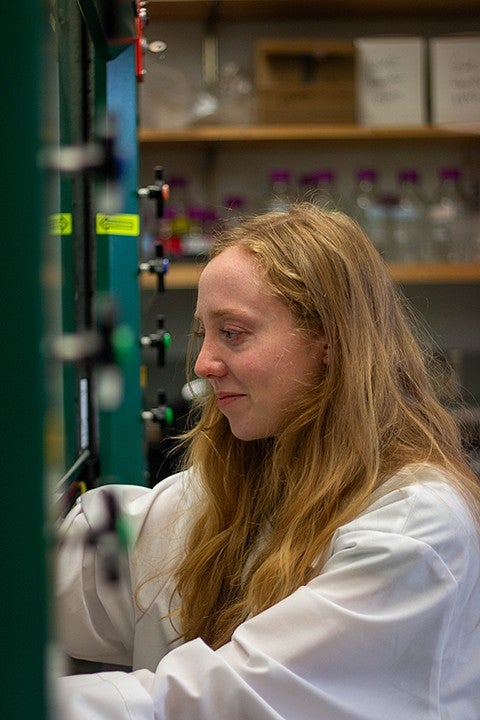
top-left (198, 247), bottom-right (261, 295)
top-left (196, 248), bottom-right (292, 324)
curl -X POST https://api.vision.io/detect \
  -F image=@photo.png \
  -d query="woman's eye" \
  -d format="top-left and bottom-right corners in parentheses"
top-left (222, 329), bottom-right (240, 341)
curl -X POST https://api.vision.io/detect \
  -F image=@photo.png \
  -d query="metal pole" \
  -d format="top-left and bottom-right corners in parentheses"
top-left (0, 0), bottom-right (48, 716)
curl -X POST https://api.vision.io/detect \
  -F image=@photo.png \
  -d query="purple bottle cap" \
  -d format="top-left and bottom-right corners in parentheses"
top-left (312, 169), bottom-right (335, 183)
top-left (224, 196), bottom-right (245, 209)
top-left (356, 168), bottom-right (377, 181)
top-left (187, 206), bottom-right (204, 221)
top-left (300, 173), bottom-right (314, 186)
top-left (269, 170), bottom-right (291, 182)
top-left (203, 208), bottom-right (218, 222)
top-left (439, 167), bottom-right (461, 180)
top-left (398, 169), bottom-right (419, 183)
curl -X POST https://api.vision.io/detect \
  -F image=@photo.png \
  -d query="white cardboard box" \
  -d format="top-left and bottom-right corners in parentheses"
top-left (355, 37), bottom-right (427, 126)
top-left (429, 36), bottom-right (480, 126)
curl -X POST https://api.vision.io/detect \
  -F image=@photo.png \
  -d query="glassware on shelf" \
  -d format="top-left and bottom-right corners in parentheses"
top-left (374, 193), bottom-right (399, 262)
top-left (310, 169), bottom-right (339, 210)
top-left (349, 168), bottom-right (389, 257)
top-left (262, 170), bottom-right (295, 212)
top-left (167, 175), bottom-right (191, 258)
top-left (221, 195), bottom-right (248, 228)
top-left (139, 58), bottom-right (194, 129)
top-left (391, 169), bottom-right (428, 262)
top-left (217, 63), bottom-right (254, 125)
top-left (427, 167), bottom-right (470, 262)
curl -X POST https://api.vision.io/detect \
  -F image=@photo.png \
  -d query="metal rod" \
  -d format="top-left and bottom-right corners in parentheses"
top-left (54, 448), bottom-right (91, 493)
top-left (202, 0), bottom-right (220, 87)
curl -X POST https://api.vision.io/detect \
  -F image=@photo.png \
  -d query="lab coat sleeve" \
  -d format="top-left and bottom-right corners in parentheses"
top-left (56, 472), bottom-right (188, 667)
top-left (55, 482), bottom-right (478, 720)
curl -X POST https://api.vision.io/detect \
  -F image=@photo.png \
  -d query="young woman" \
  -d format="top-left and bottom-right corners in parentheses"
top-left (56, 203), bottom-right (480, 719)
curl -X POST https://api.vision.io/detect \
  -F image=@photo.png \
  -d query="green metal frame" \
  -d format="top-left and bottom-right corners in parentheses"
top-left (55, 0), bottom-right (145, 488)
top-left (1, 1), bottom-right (48, 718)
top-left (97, 44), bottom-right (145, 484)
top-left (57, 0), bottom-right (92, 474)
top-left (77, 0), bottom-right (136, 60)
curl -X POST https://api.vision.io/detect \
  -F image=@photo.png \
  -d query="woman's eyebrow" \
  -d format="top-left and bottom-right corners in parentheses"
top-left (194, 308), bottom-right (252, 322)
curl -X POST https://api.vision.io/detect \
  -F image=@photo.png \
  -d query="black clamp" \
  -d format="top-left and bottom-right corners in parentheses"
top-left (140, 314), bottom-right (172, 367)
top-left (137, 165), bottom-right (169, 219)
top-left (138, 242), bottom-right (169, 292)
top-left (141, 389), bottom-right (174, 428)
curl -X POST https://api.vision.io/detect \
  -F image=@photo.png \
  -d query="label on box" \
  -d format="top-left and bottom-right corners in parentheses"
top-left (355, 37), bottom-right (427, 126)
top-left (430, 37), bottom-right (480, 125)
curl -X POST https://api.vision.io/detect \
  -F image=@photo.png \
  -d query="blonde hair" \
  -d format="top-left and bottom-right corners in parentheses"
top-left (171, 203), bottom-right (479, 649)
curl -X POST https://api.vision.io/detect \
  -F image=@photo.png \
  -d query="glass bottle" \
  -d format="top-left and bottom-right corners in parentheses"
top-left (350, 169), bottom-right (388, 257)
top-left (202, 208), bottom-right (219, 253)
top-left (157, 207), bottom-right (180, 259)
top-left (380, 193), bottom-right (401, 262)
top-left (310, 169), bottom-right (338, 210)
top-left (391, 169), bottom-right (427, 262)
top-left (182, 206), bottom-right (206, 258)
top-left (262, 170), bottom-right (295, 212)
top-left (350, 168), bottom-right (379, 220)
top-left (427, 167), bottom-right (469, 262)
top-left (299, 173), bottom-right (314, 201)
top-left (167, 175), bottom-right (191, 258)
top-left (222, 195), bottom-right (247, 229)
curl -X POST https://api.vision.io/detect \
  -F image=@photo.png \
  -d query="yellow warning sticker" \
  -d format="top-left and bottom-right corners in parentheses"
top-left (49, 213), bottom-right (73, 235)
top-left (96, 214), bottom-right (140, 236)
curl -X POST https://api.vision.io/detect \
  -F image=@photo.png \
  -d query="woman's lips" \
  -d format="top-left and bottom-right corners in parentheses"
top-left (216, 392), bottom-right (245, 408)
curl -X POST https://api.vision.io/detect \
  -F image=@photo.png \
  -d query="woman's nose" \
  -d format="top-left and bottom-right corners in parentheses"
top-left (194, 339), bottom-right (227, 379)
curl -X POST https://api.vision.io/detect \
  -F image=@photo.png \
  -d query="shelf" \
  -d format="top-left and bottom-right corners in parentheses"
top-left (140, 262), bottom-right (480, 290)
top-left (142, 263), bottom-right (204, 289)
top-left (139, 124), bottom-right (480, 148)
top-left (388, 263), bottom-right (480, 284)
top-left (146, 0), bottom-right (480, 22)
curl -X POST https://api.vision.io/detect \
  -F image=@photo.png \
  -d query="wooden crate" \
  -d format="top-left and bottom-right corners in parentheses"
top-left (255, 39), bottom-right (355, 124)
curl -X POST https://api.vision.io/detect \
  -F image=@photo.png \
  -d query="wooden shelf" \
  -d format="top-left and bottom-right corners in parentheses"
top-left (140, 262), bottom-right (480, 290)
top-left (165, 262), bottom-right (205, 288)
top-left (388, 263), bottom-right (480, 284)
top-left (147, 0), bottom-right (480, 22)
top-left (141, 262), bottom-right (205, 289)
top-left (139, 124), bottom-right (480, 147)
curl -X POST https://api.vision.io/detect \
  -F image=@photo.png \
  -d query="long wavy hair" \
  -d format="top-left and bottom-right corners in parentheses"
top-left (169, 203), bottom-right (479, 649)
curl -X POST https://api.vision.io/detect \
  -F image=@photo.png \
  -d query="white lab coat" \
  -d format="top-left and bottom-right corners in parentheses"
top-left (55, 464), bottom-right (480, 719)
